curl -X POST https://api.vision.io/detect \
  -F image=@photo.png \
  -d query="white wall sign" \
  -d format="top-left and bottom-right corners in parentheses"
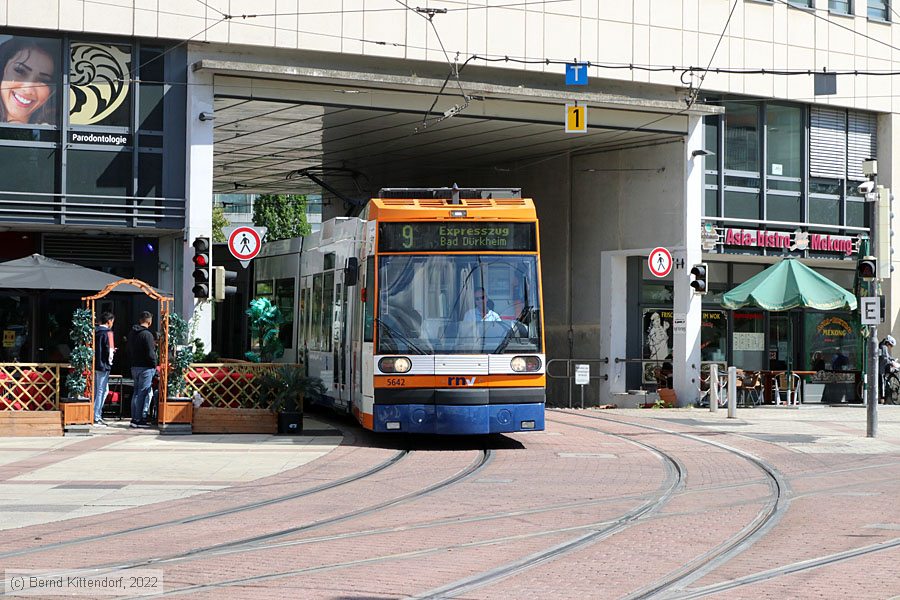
top-left (575, 364), bottom-right (590, 385)
top-left (861, 296), bottom-right (882, 325)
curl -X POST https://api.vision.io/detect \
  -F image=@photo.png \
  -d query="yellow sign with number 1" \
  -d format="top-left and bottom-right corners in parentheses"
top-left (565, 103), bottom-right (587, 133)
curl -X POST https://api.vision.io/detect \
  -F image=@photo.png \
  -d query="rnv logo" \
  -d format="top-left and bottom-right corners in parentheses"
top-left (447, 377), bottom-right (476, 386)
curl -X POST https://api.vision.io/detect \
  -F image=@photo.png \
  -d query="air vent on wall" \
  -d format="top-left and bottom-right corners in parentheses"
top-left (42, 235), bottom-right (134, 262)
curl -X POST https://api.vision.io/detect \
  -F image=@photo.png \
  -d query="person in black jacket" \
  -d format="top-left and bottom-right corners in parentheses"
top-left (127, 311), bottom-right (157, 428)
top-left (93, 311), bottom-right (115, 426)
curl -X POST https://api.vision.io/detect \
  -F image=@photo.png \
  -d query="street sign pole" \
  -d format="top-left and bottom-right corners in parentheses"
top-left (863, 161), bottom-right (879, 438)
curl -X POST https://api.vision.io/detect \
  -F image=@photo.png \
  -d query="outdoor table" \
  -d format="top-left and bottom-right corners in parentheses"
top-left (761, 370), bottom-right (816, 405)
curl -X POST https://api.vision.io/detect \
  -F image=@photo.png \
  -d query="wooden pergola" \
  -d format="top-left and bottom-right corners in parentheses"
top-left (82, 279), bottom-right (174, 425)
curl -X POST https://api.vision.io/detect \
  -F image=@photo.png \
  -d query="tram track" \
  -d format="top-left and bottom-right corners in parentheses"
top-left (408, 410), bottom-right (786, 599)
top-left (0, 447), bottom-right (496, 598)
top-left (0, 428), bottom-right (408, 561)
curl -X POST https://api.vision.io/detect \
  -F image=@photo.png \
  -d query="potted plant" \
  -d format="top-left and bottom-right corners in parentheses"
top-left (62, 308), bottom-right (93, 425)
top-left (258, 364), bottom-right (326, 435)
top-left (164, 313), bottom-right (194, 424)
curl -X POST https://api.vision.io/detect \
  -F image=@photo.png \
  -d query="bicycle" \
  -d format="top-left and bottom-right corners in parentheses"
top-left (884, 371), bottom-right (900, 405)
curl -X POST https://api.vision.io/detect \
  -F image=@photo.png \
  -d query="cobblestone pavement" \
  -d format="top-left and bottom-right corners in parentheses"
top-left (0, 407), bottom-right (898, 599)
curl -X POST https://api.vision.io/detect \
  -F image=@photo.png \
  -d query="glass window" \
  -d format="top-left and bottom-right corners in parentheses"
top-left (377, 254), bottom-right (541, 355)
top-left (138, 47), bottom-right (164, 132)
top-left (363, 256), bottom-right (374, 343)
top-left (311, 273), bottom-right (323, 350)
top-left (68, 42), bottom-right (132, 127)
top-left (299, 287), bottom-right (308, 346)
top-left (704, 188), bottom-right (718, 217)
top-left (789, 0), bottom-right (813, 6)
top-left (829, 0), bottom-right (851, 13)
top-left (0, 35), bottom-right (61, 127)
top-left (724, 190), bottom-right (760, 220)
top-left (724, 102), bottom-right (758, 173)
top-left (733, 263), bottom-right (764, 283)
top-left (275, 278), bottom-right (294, 349)
top-left (322, 271), bottom-right (334, 352)
top-left (767, 194), bottom-right (801, 222)
top-left (138, 152), bottom-right (162, 198)
top-left (809, 198), bottom-right (840, 225)
top-left (766, 104), bottom-right (802, 179)
top-left (0, 145), bottom-right (57, 203)
top-left (733, 311), bottom-right (766, 370)
top-left (701, 310), bottom-right (728, 362)
top-left (846, 200), bottom-right (866, 227)
top-left (868, 0), bottom-right (889, 19)
top-left (805, 312), bottom-right (859, 370)
top-left (0, 293), bottom-right (31, 361)
top-left (66, 149), bottom-right (131, 198)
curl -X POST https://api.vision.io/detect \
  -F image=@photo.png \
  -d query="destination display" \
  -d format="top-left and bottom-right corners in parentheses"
top-left (378, 222), bottom-right (536, 252)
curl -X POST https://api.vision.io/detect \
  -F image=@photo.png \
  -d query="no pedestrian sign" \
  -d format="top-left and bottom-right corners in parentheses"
top-left (225, 226), bottom-right (267, 268)
top-left (648, 247), bottom-right (673, 278)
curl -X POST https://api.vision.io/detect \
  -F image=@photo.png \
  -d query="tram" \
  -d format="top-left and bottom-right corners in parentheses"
top-left (265, 187), bottom-right (545, 434)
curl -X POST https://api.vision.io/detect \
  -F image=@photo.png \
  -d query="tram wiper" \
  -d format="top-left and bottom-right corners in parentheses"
top-left (494, 304), bottom-right (532, 354)
top-left (375, 318), bottom-right (426, 355)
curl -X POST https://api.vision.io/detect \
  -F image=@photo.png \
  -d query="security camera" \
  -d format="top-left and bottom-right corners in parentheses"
top-left (857, 180), bottom-right (875, 195)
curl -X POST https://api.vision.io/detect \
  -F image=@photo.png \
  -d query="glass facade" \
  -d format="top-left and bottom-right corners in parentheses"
top-left (0, 30), bottom-right (185, 229)
top-left (704, 99), bottom-right (875, 243)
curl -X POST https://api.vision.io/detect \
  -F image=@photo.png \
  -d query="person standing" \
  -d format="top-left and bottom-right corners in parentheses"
top-left (93, 311), bottom-right (115, 426)
top-left (127, 311), bottom-right (157, 429)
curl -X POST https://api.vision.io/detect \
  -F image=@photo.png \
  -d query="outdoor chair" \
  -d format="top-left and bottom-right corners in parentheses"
top-left (772, 372), bottom-right (803, 405)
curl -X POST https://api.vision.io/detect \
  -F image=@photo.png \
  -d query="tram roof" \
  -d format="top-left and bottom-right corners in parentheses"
top-left (368, 196), bottom-right (536, 221)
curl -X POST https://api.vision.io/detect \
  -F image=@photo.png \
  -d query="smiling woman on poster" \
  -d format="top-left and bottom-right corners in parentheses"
top-left (0, 36), bottom-right (57, 125)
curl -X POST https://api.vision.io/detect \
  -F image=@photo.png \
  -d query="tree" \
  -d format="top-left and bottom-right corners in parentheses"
top-left (211, 204), bottom-right (228, 243)
top-left (252, 194), bottom-right (311, 241)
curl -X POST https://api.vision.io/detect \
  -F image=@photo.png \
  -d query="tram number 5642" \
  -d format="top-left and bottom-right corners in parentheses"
top-left (386, 378), bottom-right (406, 387)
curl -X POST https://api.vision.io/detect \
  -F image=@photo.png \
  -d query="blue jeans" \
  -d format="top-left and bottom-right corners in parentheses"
top-left (94, 371), bottom-right (110, 423)
top-left (131, 367), bottom-right (155, 423)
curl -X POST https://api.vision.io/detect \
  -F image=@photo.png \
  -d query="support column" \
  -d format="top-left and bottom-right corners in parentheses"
top-left (182, 62), bottom-right (214, 348)
top-left (599, 251), bottom-right (628, 398)
top-left (672, 116), bottom-right (704, 407)
top-left (879, 113), bottom-right (899, 341)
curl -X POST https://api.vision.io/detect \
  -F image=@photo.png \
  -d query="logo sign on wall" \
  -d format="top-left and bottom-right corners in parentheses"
top-left (648, 247), bottom-right (673, 278)
top-left (225, 226), bottom-right (267, 268)
top-left (69, 43), bottom-right (132, 126)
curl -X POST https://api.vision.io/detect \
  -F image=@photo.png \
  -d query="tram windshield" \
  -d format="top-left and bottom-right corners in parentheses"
top-left (377, 254), bottom-right (541, 355)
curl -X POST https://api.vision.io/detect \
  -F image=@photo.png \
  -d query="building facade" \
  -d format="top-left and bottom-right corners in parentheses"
top-left (0, 1), bottom-right (898, 405)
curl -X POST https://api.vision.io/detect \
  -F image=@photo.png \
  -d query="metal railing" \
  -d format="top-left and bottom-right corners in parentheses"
top-left (0, 363), bottom-right (66, 411)
top-left (546, 358), bottom-right (608, 408)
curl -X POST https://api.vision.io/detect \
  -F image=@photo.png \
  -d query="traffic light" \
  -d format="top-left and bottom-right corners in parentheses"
top-left (858, 255), bottom-right (877, 281)
top-left (213, 266), bottom-right (238, 302)
top-left (191, 237), bottom-right (210, 299)
top-left (690, 263), bottom-right (708, 295)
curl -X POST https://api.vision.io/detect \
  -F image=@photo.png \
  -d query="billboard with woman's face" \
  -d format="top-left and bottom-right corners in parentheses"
top-left (0, 35), bottom-right (59, 126)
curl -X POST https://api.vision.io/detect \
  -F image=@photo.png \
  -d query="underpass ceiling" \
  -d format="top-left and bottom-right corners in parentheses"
top-left (213, 88), bottom-right (691, 198)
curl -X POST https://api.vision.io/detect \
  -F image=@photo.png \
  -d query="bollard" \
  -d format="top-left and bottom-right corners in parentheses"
top-left (709, 364), bottom-right (719, 412)
top-left (727, 366), bottom-right (737, 418)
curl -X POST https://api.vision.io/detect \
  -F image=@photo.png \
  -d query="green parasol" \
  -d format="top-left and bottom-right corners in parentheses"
top-left (721, 259), bottom-right (857, 312)
top-left (721, 259), bottom-right (857, 403)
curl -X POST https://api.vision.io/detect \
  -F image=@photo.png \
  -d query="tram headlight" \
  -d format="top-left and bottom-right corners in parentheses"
top-left (510, 356), bottom-right (542, 372)
top-left (379, 356), bottom-right (412, 373)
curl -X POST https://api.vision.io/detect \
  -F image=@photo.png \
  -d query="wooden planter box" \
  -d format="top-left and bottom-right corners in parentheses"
top-left (61, 401), bottom-right (92, 426)
top-left (192, 406), bottom-right (276, 434)
top-left (163, 399), bottom-right (193, 424)
top-left (0, 411), bottom-right (63, 436)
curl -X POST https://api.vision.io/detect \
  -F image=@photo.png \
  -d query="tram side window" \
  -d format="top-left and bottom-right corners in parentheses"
top-left (322, 272), bottom-right (334, 352)
top-left (364, 256), bottom-right (375, 343)
top-left (275, 278), bottom-right (294, 349)
top-left (299, 287), bottom-right (308, 347)
top-left (312, 273), bottom-right (323, 351)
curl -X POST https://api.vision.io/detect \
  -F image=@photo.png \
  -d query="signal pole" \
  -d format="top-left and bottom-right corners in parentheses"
top-left (862, 159), bottom-right (878, 438)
